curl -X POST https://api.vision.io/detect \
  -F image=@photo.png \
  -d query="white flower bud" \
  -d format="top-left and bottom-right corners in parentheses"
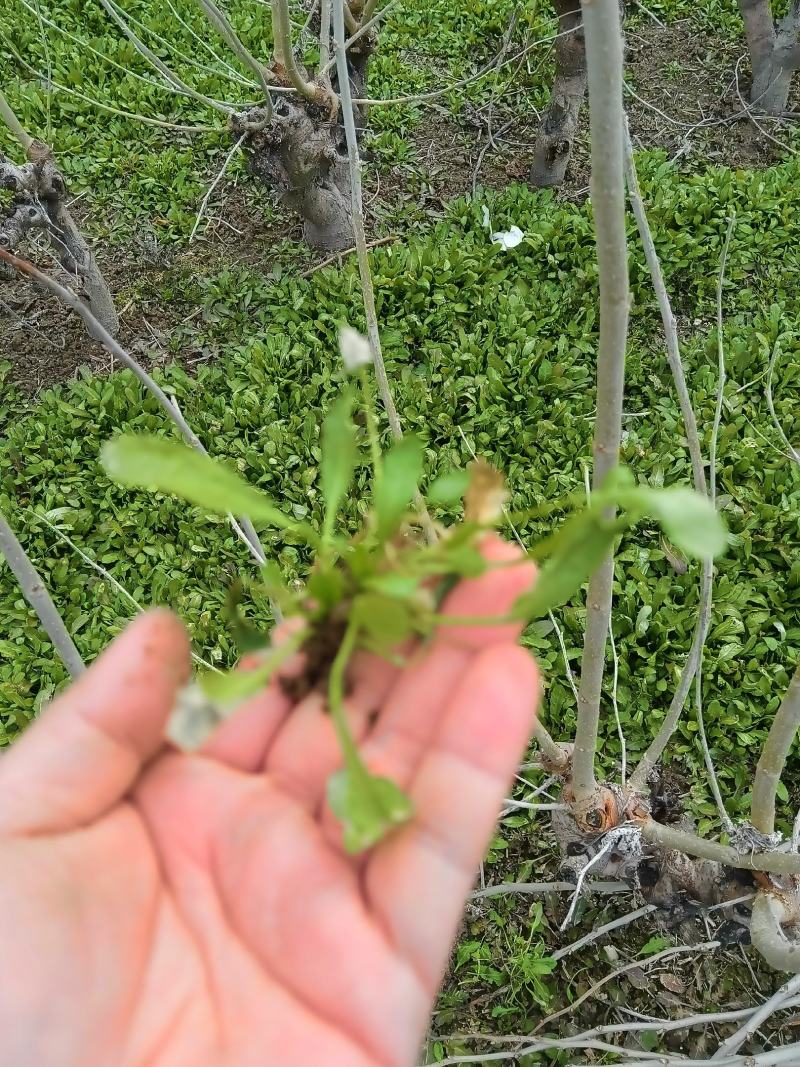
top-left (338, 326), bottom-right (373, 372)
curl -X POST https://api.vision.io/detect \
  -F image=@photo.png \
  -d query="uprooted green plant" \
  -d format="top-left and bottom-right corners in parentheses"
top-left (100, 342), bottom-right (726, 853)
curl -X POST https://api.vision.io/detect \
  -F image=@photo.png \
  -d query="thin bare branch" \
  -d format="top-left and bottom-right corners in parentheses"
top-left (98, 0), bottom-right (235, 115)
top-left (164, 0), bottom-right (254, 85)
top-left (571, 0), bottom-right (629, 803)
top-left (0, 508), bottom-right (84, 678)
top-left (5, 48), bottom-right (217, 132)
top-left (751, 662), bottom-right (800, 835)
top-left (629, 216), bottom-right (734, 795)
top-left (533, 940), bottom-right (720, 1036)
top-left (189, 133), bottom-right (246, 241)
top-left (271, 0), bottom-right (319, 99)
top-left (31, 512), bottom-right (219, 674)
top-left (552, 902), bottom-right (657, 961)
top-left (195, 0), bottom-right (274, 100)
top-left (766, 339), bottom-right (800, 464)
top-left (0, 247), bottom-right (268, 574)
top-left (622, 119), bottom-right (704, 493)
top-left (641, 817), bottom-right (800, 875)
top-left (0, 90), bottom-right (33, 153)
top-left (469, 879), bottom-right (630, 900)
top-left (714, 963), bottom-right (800, 1058)
top-left (319, 0), bottom-right (401, 77)
top-left (319, 0), bottom-right (332, 71)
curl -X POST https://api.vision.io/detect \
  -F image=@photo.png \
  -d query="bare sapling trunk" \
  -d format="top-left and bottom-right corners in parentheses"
top-left (0, 96), bottom-right (119, 337)
top-left (0, 508), bottom-right (85, 679)
top-left (230, 0), bottom-right (377, 250)
top-left (568, 0), bottom-right (629, 825)
top-left (739, 0), bottom-right (800, 115)
top-left (529, 0), bottom-right (587, 187)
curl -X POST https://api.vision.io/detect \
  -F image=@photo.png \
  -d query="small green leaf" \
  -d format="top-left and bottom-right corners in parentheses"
top-left (639, 935), bottom-right (671, 956)
top-left (199, 631), bottom-right (305, 704)
top-left (352, 592), bottom-right (416, 649)
top-left (307, 567), bottom-right (346, 611)
top-left (200, 661), bottom-right (274, 704)
top-left (224, 580), bottom-right (268, 654)
top-left (428, 468), bottom-right (470, 505)
top-left (373, 435), bottom-right (424, 540)
top-left (635, 487), bottom-right (727, 559)
top-left (102, 435), bottom-right (298, 531)
top-left (327, 767), bottom-right (413, 853)
top-left (512, 511), bottom-right (623, 619)
top-left (321, 392), bottom-right (357, 539)
top-left (365, 572), bottom-right (422, 598)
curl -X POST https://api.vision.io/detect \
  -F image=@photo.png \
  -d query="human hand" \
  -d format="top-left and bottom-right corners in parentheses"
top-left (0, 536), bottom-right (538, 1067)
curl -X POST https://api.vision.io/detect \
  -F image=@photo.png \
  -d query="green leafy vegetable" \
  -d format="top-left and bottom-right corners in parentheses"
top-left (372, 435), bottom-right (424, 539)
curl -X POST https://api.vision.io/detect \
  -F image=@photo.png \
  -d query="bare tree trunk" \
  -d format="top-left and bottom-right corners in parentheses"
top-left (233, 3), bottom-right (375, 251)
top-left (739, 0), bottom-right (800, 115)
top-left (529, 0), bottom-right (587, 187)
top-left (0, 141), bottom-right (118, 337)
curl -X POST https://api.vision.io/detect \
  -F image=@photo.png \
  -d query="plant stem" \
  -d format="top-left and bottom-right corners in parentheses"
top-left (641, 817), bottom-right (800, 875)
top-left (333, 0), bottom-right (436, 543)
top-left (271, 0), bottom-right (319, 99)
top-left (623, 120), bottom-right (704, 493)
top-left (751, 663), bottom-right (800, 835)
top-left (0, 90), bottom-right (33, 152)
top-left (319, 0), bottom-right (332, 70)
top-left (0, 508), bottom-right (84, 678)
top-left (327, 618), bottom-right (362, 770)
top-left (571, 0), bottom-right (629, 803)
top-left (333, 0), bottom-right (401, 441)
top-left (195, 0), bottom-right (274, 102)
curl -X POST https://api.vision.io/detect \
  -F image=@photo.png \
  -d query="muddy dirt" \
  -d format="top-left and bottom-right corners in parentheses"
top-left (1, 20), bottom-right (797, 396)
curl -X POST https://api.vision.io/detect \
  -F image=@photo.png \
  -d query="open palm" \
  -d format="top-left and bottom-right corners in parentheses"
top-left (0, 538), bottom-right (537, 1067)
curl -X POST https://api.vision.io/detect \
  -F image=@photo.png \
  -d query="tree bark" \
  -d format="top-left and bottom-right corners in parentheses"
top-left (0, 142), bottom-right (118, 337)
top-left (236, 23), bottom-right (374, 251)
top-left (739, 0), bottom-right (800, 115)
top-left (530, 0), bottom-right (587, 187)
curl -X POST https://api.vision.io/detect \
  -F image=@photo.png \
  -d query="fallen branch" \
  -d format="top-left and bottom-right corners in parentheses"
top-left (714, 966), bottom-right (800, 1058)
top-left (0, 508), bottom-right (84, 678)
top-left (469, 879), bottom-right (630, 900)
top-left (299, 234), bottom-right (398, 277)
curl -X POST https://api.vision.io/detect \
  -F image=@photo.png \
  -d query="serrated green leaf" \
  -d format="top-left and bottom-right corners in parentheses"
top-left (373, 435), bottom-right (424, 540)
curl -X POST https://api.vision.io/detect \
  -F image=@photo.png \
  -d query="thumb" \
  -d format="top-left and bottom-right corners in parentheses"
top-left (0, 609), bottom-right (189, 835)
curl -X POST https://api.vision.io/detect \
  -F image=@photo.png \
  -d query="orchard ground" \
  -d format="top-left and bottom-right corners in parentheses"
top-left (1, 0), bottom-right (800, 1058)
